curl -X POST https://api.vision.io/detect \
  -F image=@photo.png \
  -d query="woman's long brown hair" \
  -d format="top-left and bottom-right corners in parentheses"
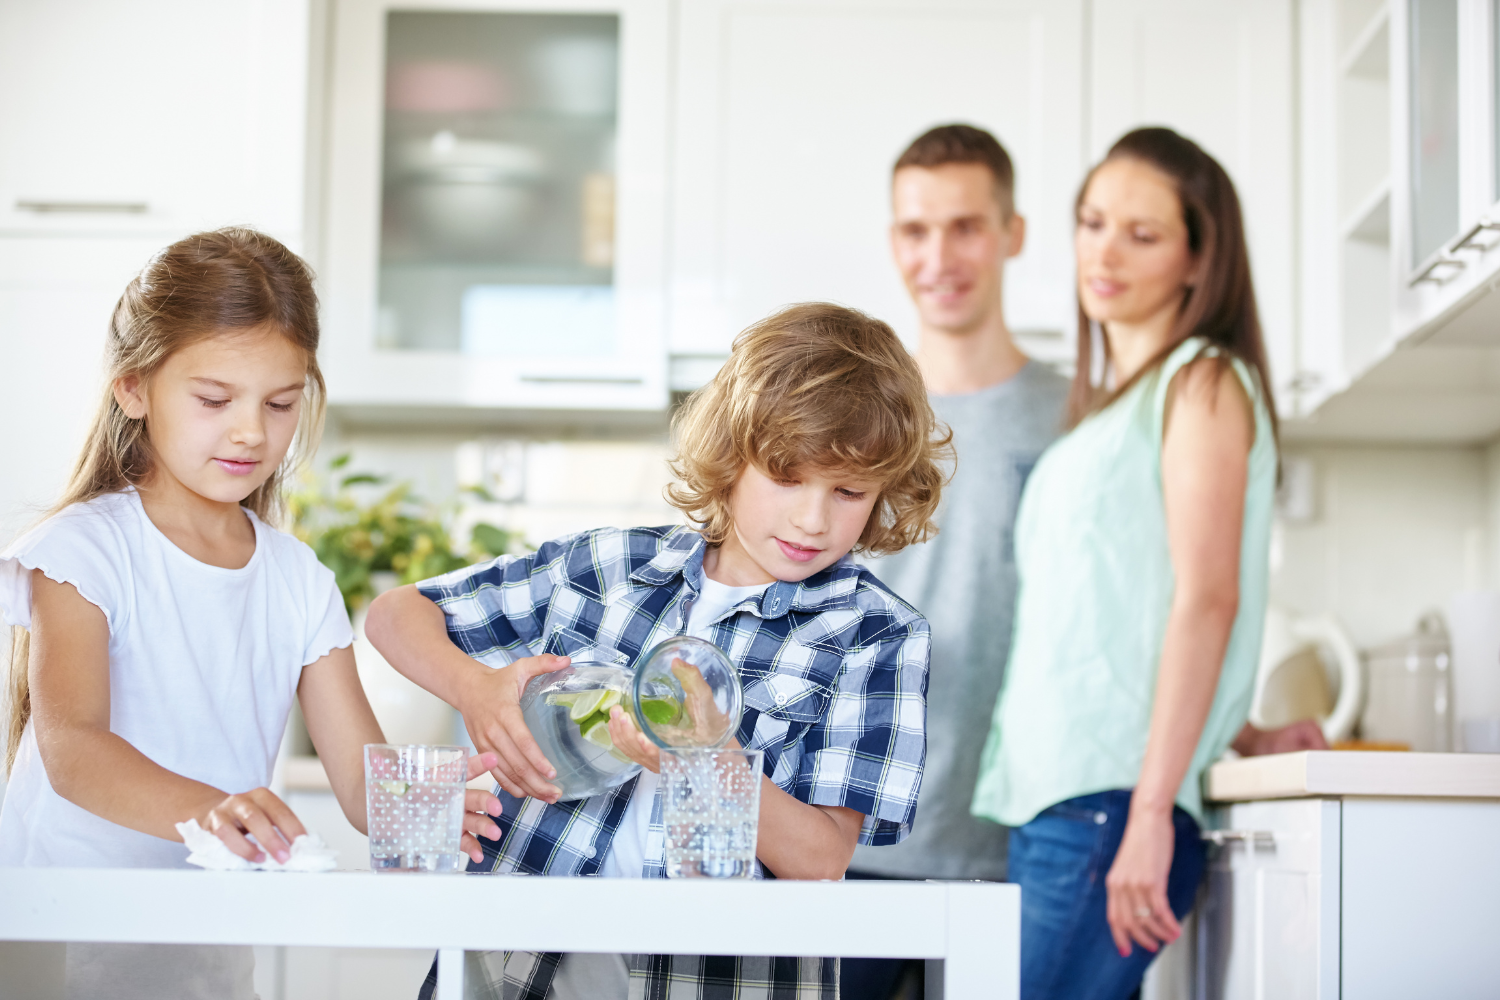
top-left (6, 228), bottom-right (326, 773)
top-left (1065, 127), bottom-right (1279, 438)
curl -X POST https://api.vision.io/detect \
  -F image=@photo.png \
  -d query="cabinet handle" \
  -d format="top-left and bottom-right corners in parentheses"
top-left (1452, 219), bottom-right (1500, 254)
top-left (1202, 829), bottom-right (1275, 848)
top-left (14, 200), bottom-right (148, 214)
top-left (1410, 256), bottom-right (1467, 286)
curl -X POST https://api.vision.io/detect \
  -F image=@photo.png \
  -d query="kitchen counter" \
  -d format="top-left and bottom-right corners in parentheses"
top-left (1204, 750), bottom-right (1500, 803)
top-left (1198, 751), bottom-right (1500, 998)
top-left (0, 869), bottom-right (1017, 1000)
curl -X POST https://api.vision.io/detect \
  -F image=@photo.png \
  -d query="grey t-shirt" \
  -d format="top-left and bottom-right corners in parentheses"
top-left (852, 360), bottom-right (1068, 881)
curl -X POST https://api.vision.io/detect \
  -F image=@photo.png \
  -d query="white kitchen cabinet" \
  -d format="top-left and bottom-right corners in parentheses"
top-left (666, 0), bottom-right (1085, 369)
top-left (1088, 0), bottom-right (1298, 418)
top-left (0, 239), bottom-right (167, 541)
top-left (1294, 1), bottom-right (1500, 441)
top-left (320, 0), bottom-right (671, 414)
top-left (0, 0), bottom-right (315, 544)
top-left (1389, 0), bottom-right (1500, 342)
top-left (1197, 799), bottom-right (1341, 1000)
top-left (1196, 752), bottom-right (1500, 1000)
top-left (0, 0), bottom-right (311, 244)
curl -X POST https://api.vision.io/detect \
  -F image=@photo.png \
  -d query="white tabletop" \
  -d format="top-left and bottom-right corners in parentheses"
top-left (0, 868), bottom-right (1018, 1000)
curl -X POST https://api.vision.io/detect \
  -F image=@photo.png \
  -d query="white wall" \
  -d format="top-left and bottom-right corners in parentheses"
top-left (1272, 442), bottom-right (1492, 649)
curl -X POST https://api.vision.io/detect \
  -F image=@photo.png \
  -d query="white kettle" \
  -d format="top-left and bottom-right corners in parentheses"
top-left (1250, 606), bottom-right (1363, 743)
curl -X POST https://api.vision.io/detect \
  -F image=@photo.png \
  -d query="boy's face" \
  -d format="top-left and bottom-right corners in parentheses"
top-left (712, 463), bottom-right (881, 585)
top-left (890, 163), bottom-right (1025, 336)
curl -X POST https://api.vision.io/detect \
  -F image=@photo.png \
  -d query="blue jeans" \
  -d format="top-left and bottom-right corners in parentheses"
top-left (1007, 790), bottom-right (1205, 1000)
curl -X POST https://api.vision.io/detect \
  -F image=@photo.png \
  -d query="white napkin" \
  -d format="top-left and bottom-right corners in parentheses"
top-left (176, 819), bottom-right (339, 872)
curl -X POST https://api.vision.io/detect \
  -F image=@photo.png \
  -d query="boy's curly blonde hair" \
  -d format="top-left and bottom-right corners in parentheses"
top-left (667, 303), bottom-right (952, 556)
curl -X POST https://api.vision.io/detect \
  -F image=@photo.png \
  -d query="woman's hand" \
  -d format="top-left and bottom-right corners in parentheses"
top-left (201, 787), bottom-right (307, 864)
top-left (460, 751), bottom-right (505, 863)
top-left (457, 654), bottom-right (570, 803)
top-left (1104, 808), bottom-right (1181, 957)
top-left (1233, 719), bottom-right (1329, 756)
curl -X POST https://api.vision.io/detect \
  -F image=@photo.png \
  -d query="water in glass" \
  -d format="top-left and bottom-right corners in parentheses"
top-left (661, 748), bottom-right (763, 878)
top-left (366, 744), bottom-right (469, 872)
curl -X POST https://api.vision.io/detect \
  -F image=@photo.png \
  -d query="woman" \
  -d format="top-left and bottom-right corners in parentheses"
top-left (970, 127), bottom-right (1288, 999)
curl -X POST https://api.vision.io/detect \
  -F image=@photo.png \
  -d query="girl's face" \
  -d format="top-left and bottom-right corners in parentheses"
top-left (116, 327), bottom-right (307, 506)
top-left (713, 463), bottom-right (881, 586)
top-left (1075, 157), bottom-right (1197, 328)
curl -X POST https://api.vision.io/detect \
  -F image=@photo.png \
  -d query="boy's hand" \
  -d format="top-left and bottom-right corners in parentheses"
top-left (201, 787), bottom-right (307, 864)
top-left (461, 751), bottom-right (505, 862)
top-left (458, 654), bottom-right (570, 803)
top-left (607, 706), bottom-right (661, 773)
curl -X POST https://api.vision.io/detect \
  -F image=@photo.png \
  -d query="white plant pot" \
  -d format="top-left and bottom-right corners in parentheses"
top-left (352, 588), bottom-right (458, 747)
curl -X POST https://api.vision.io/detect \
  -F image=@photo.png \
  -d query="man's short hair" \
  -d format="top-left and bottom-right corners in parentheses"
top-left (894, 124), bottom-right (1016, 218)
top-left (667, 303), bottom-right (952, 556)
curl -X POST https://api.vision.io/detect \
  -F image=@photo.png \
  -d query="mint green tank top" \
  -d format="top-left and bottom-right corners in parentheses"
top-left (970, 337), bottom-right (1277, 826)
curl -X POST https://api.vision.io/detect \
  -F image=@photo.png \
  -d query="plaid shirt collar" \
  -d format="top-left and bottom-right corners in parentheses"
top-left (628, 527), bottom-right (863, 620)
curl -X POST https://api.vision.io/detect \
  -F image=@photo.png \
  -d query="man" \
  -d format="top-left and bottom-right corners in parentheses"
top-left (843, 124), bottom-right (1067, 998)
top-left (846, 125), bottom-right (1323, 1000)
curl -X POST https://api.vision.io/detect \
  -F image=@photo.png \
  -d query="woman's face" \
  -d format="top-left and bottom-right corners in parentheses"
top-left (1075, 157), bottom-right (1196, 329)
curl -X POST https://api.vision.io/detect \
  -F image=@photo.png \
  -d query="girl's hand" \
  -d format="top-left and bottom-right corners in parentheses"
top-left (457, 654), bottom-right (570, 803)
top-left (461, 751), bottom-right (504, 863)
top-left (1104, 808), bottom-right (1181, 956)
top-left (201, 787), bottom-right (307, 864)
top-left (606, 706), bottom-right (661, 773)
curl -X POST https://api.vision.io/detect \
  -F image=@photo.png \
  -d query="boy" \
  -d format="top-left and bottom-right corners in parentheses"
top-left (367, 302), bottom-right (951, 999)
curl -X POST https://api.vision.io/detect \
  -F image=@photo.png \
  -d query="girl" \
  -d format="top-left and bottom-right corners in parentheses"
top-left (0, 229), bottom-right (501, 999)
top-left (970, 128), bottom-right (1302, 999)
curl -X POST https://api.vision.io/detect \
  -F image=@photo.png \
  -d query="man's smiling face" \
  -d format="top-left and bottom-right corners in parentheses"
top-left (890, 162), bottom-right (1023, 336)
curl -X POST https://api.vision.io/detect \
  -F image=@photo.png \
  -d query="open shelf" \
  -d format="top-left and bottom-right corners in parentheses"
top-left (1342, 180), bottom-right (1391, 244)
top-left (1340, 6), bottom-right (1390, 79)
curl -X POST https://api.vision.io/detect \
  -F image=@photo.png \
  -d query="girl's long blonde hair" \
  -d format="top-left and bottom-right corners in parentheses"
top-left (6, 228), bottom-right (327, 773)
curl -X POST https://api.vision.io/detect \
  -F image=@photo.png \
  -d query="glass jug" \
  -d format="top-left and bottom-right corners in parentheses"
top-left (518, 636), bottom-right (743, 800)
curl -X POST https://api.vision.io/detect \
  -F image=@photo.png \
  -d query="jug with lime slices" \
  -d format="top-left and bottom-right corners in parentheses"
top-left (518, 635), bottom-right (744, 801)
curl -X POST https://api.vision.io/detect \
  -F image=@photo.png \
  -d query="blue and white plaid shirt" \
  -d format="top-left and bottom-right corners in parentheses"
top-left (413, 525), bottom-right (930, 1000)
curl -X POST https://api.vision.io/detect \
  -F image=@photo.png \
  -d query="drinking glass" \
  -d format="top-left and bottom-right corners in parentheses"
top-left (365, 744), bottom-right (469, 872)
top-left (661, 748), bottom-right (763, 878)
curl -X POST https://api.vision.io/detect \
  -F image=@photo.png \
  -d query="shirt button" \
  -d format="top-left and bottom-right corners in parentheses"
top-left (774, 692), bottom-right (788, 705)
top-left (583, 847), bottom-right (597, 858)
top-left (1094, 812), bottom-right (1108, 825)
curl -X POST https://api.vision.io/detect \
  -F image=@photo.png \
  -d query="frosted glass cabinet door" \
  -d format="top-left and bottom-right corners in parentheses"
top-left (1409, 0), bottom-right (1461, 269)
top-left (378, 12), bottom-right (619, 355)
top-left (322, 0), bottom-right (671, 411)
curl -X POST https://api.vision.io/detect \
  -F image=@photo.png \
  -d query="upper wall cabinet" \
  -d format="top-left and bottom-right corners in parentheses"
top-left (321, 0), bottom-right (670, 413)
top-left (1391, 0), bottom-right (1500, 344)
top-left (0, 0), bottom-right (310, 244)
top-left (666, 0), bottom-right (1085, 367)
top-left (1294, 0), bottom-right (1500, 441)
top-left (1089, 0), bottom-right (1298, 418)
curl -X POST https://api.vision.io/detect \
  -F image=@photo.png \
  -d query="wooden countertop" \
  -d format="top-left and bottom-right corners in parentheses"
top-left (1205, 750), bottom-right (1500, 802)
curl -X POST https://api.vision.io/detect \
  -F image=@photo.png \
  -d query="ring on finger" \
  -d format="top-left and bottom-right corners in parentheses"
top-left (1135, 906), bottom-right (1152, 918)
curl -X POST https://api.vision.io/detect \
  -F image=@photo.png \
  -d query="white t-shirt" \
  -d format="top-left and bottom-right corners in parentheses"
top-left (556, 577), bottom-right (770, 999)
top-left (0, 488), bottom-right (352, 868)
top-left (596, 576), bottom-right (769, 880)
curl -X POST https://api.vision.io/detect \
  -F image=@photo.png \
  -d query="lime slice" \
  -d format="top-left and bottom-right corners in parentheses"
top-left (546, 692), bottom-right (587, 708)
top-left (568, 687), bottom-right (624, 722)
top-left (581, 718), bottom-right (615, 750)
top-left (378, 780), bottom-right (410, 796)
top-left (639, 697), bottom-right (682, 727)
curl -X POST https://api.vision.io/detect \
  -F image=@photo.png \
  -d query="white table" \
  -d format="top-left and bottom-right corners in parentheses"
top-left (0, 869), bottom-right (1018, 999)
